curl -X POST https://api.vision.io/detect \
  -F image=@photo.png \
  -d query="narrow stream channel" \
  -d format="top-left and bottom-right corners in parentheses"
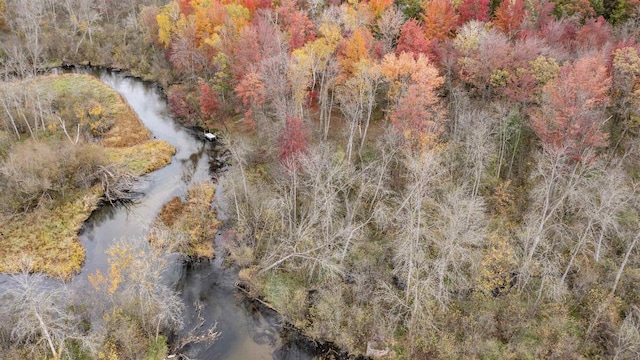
top-left (64, 69), bottom-right (328, 359)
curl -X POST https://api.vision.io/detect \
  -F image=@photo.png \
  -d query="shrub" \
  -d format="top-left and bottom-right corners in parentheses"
top-left (0, 140), bottom-right (108, 213)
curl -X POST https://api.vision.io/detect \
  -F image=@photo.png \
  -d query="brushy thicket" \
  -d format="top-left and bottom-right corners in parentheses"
top-left (0, 139), bottom-right (107, 214)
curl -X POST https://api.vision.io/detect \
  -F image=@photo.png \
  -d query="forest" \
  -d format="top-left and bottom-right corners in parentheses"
top-left (1, 0), bottom-right (640, 358)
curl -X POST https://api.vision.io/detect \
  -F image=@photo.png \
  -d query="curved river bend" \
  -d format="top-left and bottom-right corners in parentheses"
top-left (66, 69), bottom-right (325, 359)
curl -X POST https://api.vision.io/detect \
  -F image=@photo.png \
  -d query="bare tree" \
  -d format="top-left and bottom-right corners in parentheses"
top-left (0, 82), bottom-right (56, 140)
top-left (561, 163), bottom-right (631, 285)
top-left (261, 52), bottom-right (296, 123)
top-left (429, 187), bottom-right (486, 305)
top-left (6, 0), bottom-right (47, 72)
top-left (0, 260), bottom-right (98, 358)
top-left (453, 102), bottom-right (495, 198)
top-left (98, 236), bottom-right (185, 339)
top-left (336, 62), bottom-right (381, 161)
top-left (385, 151), bottom-right (442, 352)
top-left (519, 147), bottom-right (591, 287)
top-left (614, 307), bottom-right (640, 360)
top-left (223, 136), bottom-right (252, 223)
top-left (611, 230), bottom-right (640, 298)
top-left (64, 0), bottom-right (102, 55)
top-left (376, 6), bottom-right (405, 54)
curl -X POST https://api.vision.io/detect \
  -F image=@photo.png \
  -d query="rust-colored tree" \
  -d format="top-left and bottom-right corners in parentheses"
top-left (168, 85), bottom-right (200, 126)
top-left (529, 56), bottom-right (611, 161)
top-left (178, 0), bottom-right (194, 16)
top-left (494, 0), bottom-right (527, 37)
top-left (575, 16), bottom-right (612, 53)
top-left (234, 71), bottom-right (266, 131)
top-left (230, 24), bottom-right (262, 82)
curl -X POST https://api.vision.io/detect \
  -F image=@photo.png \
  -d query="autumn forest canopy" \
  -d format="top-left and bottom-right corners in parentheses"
top-left (1, 0), bottom-right (640, 358)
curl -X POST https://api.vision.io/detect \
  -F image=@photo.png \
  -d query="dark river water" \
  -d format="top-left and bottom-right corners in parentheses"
top-left (59, 69), bottom-right (328, 359)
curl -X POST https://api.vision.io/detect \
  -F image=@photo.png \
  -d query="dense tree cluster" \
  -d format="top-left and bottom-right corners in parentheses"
top-left (2, 0), bottom-right (640, 358)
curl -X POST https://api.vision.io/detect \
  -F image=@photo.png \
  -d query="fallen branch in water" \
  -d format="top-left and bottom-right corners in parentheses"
top-left (170, 300), bottom-right (220, 357)
top-left (98, 164), bottom-right (140, 205)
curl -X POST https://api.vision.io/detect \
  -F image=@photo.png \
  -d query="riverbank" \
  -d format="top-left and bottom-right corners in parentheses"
top-left (0, 73), bottom-right (175, 280)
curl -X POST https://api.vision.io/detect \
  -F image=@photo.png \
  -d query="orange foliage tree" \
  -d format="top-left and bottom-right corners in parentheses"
top-left (338, 27), bottom-right (374, 80)
top-left (369, 0), bottom-right (395, 17)
top-left (421, 0), bottom-right (459, 40)
top-left (381, 52), bottom-right (446, 150)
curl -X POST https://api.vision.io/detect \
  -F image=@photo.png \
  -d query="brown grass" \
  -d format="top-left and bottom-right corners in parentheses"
top-left (0, 187), bottom-right (101, 280)
top-left (157, 197), bottom-right (185, 227)
top-left (105, 140), bottom-right (175, 175)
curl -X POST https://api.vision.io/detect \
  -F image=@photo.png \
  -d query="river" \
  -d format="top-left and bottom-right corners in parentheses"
top-left (66, 69), bottom-right (332, 359)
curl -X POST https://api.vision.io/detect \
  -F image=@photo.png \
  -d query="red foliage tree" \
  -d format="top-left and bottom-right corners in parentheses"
top-left (278, 117), bottom-right (309, 165)
top-left (457, 0), bottom-right (491, 24)
top-left (277, 0), bottom-right (316, 50)
top-left (529, 0), bottom-right (555, 31)
top-left (537, 19), bottom-right (577, 54)
top-left (168, 86), bottom-right (200, 126)
top-left (396, 19), bottom-right (438, 60)
top-left (575, 16), bottom-right (612, 52)
top-left (497, 37), bottom-right (546, 103)
top-left (455, 25), bottom-right (511, 96)
top-left (198, 79), bottom-right (219, 123)
top-left (230, 24), bottom-right (262, 81)
top-left (529, 56), bottom-right (611, 161)
top-left (502, 68), bottom-right (537, 103)
top-left (239, 0), bottom-right (270, 14)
